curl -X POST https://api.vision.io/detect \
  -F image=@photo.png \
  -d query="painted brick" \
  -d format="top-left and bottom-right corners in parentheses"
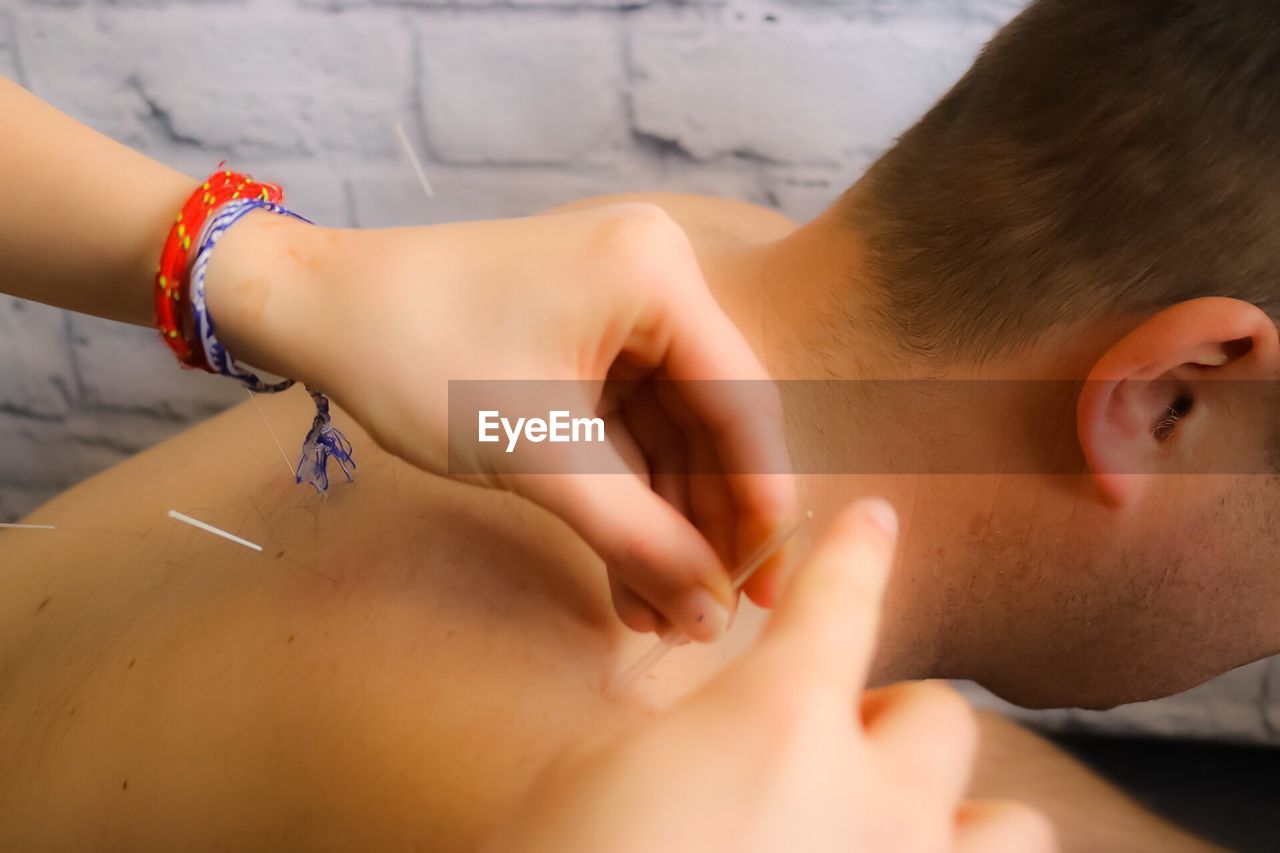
top-left (761, 158), bottom-right (870, 219)
top-left (0, 485), bottom-right (63, 524)
top-left (349, 154), bottom-right (771, 230)
top-left (0, 412), bottom-right (129, 488)
top-left (0, 11), bottom-right (18, 83)
top-left (69, 314), bottom-right (244, 417)
top-left (348, 162), bottom-right (626, 227)
top-left (0, 298), bottom-right (75, 418)
top-left (418, 17), bottom-right (627, 165)
top-left (17, 8), bottom-right (415, 156)
top-left (344, 121), bottom-right (769, 227)
top-left (0, 408), bottom-right (188, 496)
top-left (407, 0), bottom-right (651, 7)
top-left (633, 155), bottom-right (772, 206)
top-left (760, 172), bottom-right (843, 222)
top-left (629, 15), bottom-right (992, 163)
top-left (774, 0), bottom-right (1027, 23)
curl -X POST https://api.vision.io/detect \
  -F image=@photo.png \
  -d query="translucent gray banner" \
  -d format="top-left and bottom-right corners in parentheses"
top-left (447, 379), bottom-right (1280, 475)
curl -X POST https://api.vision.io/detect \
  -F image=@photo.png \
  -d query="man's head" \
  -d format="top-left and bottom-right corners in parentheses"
top-left (848, 0), bottom-right (1280, 364)
top-left (781, 0), bottom-right (1280, 708)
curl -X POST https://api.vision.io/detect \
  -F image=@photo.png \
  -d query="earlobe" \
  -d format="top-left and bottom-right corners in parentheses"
top-left (1076, 297), bottom-right (1280, 508)
top-left (1077, 378), bottom-right (1148, 507)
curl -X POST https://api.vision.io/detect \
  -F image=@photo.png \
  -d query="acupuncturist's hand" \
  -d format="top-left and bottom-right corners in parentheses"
top-left (485, 499), bottom-right (1057, 853)
top-left (0, 79), bottom-right (792, 641)
top-left (205, 202), bottom-right (798, 642)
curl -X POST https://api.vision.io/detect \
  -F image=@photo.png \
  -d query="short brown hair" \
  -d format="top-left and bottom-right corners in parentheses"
top-left (846, 0), bottom-right (1280, 363)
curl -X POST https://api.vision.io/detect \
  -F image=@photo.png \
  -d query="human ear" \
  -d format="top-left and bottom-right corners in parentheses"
top-left (1076, 297), bottom-right (1280, 506)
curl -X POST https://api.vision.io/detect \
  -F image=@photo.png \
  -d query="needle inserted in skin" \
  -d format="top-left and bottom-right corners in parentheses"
top-left (246, 389), bottom-right (295, 479)
top-left (168, 510), bottom-right (264, 552)
top-left (0, 522), bottom-right (56, 530)
top-left (607, 510), bottom-right (814, 695)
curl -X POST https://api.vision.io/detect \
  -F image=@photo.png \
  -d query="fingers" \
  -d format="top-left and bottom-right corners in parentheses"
top-left (648, 377), bottom-right (772, 589)
top-left (755, 499), bottom-right (899, 698)
top-left (619, 383), bottom-right (692, 521)
top-left (662, 286), bottom-right (794, 485)
top-left (862, 681), bottom-right (978, 801)
top-left (651, 381), bottom-right (736, 567)
top-left (629, 251), bottom-right (800, 594)
top-left (518, 470), bottom-right (734, 642)
top-left (666, 355), bottom-right (799, 588)
top-left (955, 800), bottom-right (1058, 853)
top-left (609, 575), bottom-right (661, 635)
top-left (733, 484), bottom-right (795, 608)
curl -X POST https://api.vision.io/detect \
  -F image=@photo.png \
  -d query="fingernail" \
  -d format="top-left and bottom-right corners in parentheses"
top-left (858, 497), bottom-right (899, 540)
top-left (674, 587), bottom-right (729, 642)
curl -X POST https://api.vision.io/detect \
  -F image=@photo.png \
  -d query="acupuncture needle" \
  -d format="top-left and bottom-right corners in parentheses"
top-left (607, 510), bottom-right (814, 695)
top-left (393, 120), bottom-right (435, 199)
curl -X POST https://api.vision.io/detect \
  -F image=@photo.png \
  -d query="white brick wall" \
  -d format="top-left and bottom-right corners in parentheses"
top-left (2, 0), bottom-right (1276, 744)
top-left (628, 12), bottom-right (991, 162)
top-left (418, 18), bottom-right (628, 163)
top-left (0, 0), bottom-right (1009, 512)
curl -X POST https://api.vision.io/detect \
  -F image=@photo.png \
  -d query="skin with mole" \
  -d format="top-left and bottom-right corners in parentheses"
top-left (0, 386), bottom-right (745, 851)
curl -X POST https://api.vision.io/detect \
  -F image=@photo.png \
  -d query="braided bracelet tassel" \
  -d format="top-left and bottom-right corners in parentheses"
top-left (187, 195), bottom-right (356, 493)
top-left (295, 389), bottom-right (357, 492)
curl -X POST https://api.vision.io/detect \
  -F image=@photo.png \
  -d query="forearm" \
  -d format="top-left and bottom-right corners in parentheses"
top-left (0, 79), bottom-right (341, 383)
top-left (0, 78), bottom-right (195, 325)
top-left (971, 711), bottom-right (1222, 853)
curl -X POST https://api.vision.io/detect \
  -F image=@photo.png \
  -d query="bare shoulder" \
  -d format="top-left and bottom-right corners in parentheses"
top-left (542, 191), bottom-right (798, 246)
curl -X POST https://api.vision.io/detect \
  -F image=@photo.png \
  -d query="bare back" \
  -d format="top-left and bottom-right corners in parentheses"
top-left (0, 194), bottom-right (796, 851)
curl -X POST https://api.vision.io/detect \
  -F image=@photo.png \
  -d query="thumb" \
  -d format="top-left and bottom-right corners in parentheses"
top-left (516, 471), bottom-right (737, 642)
top-left (755, 498), bottom-right (899, 698)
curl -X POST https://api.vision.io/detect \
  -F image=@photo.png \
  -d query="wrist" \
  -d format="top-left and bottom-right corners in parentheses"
top-left (203, 210), bottom-right (335, 385)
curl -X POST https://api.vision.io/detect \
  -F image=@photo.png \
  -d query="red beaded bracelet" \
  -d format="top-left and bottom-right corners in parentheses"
top-left (154, 166), bottom-right (284, 370)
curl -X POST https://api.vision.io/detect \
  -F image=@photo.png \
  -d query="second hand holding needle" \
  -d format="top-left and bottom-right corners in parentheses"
top-left (607, 511), bottom-right (814, 695)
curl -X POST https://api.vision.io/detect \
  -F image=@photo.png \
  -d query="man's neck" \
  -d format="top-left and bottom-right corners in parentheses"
top-left (696, 219), bottom-right (955, 684)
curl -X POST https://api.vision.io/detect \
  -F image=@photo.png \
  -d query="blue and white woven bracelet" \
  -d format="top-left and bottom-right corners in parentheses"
top-left (188, 198), bottom-right (356, 492)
